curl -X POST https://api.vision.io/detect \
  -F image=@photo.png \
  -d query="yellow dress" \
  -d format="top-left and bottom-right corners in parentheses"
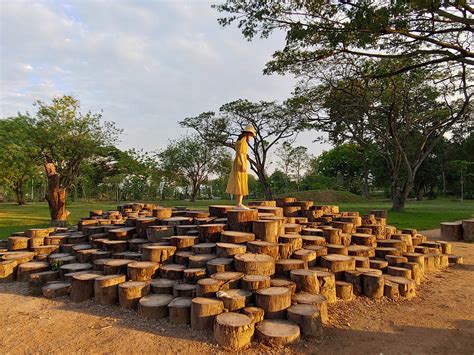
top-left (226, 138), bottom-right (249, 196)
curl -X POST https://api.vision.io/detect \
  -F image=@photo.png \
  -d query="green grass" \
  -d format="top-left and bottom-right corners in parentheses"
top-left (1, 198), bottom-right (473, 239)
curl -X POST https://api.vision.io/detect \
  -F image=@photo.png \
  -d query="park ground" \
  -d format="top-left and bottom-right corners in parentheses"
top-left (1, 197), bottom-right (474, 239)
top-left (0, 230), bottom-right (473, 353)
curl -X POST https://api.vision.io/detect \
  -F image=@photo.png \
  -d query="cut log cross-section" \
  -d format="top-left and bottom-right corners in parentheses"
top-left (291, 292), bottom-right (328, 324)
top-left (216, 289), bottom-right (252, 311)
top-left (227, 209), bottom-right (259, 233)
top-left (255, 287), bottom-right (291, 319)
top-left (290, 269), bottom-right (320, 294)
top-left (94, 274), bottom-right (126, 305)
top-left (220, 231), bottom-right (255, 244)
top-left (127, 261), bottom-right (159, 281)
top-left (256, 319), bottom-right (300, 346)
top-left (168, 297), bottom-right (193, 325)
top-left (287, 304), bottom-right (322, 337)
top-left (234, 253), bottom-right (275, 276)
top-left (247, 241), bottom-right (279, 260)
top-left (118, 281), bottom-right (150, 309)
top-left (70, 273), bottom-right (102, 302)
top-left (275, 259), bottom-right (305, 278)
top-left (197, 278), bottom-right (223, 297)
top-left (242, 306), bottom-right (265, 323)
top-left (214, 312), bottom-right (254, 350)
top-left (138, 294), bottom-right (175, 320)
top-left (141, 245), bottom-right (176, 263)
top-left (191, 297), bottom-right (225, 331)
top-left (253, 220), bottom-right (279, 243)
top-left (241, 274), bottom-right (271, 291)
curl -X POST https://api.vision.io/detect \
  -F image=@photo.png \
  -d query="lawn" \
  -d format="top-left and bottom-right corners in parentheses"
top-left (0, 198), bottom-right (473, 240)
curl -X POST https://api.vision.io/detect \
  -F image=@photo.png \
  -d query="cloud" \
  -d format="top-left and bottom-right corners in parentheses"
top-left (0, 0), bottom-right (331, 157)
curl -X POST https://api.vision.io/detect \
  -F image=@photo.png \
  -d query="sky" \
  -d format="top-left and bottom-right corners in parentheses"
top-left (0, 0), bottom-right (331, 165)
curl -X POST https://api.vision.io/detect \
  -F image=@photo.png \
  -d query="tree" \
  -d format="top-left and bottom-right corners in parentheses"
top-left (28, 96), bottom-right (120, 224)
top-left (0, 116), bottom-right (40, 204)
top-left (214, 1), bottom-right (473, 77)
top-left (180, 99), bottom-right (308, 199)
top-left (275, 142), bottom-right (293, 192)
top-left (159, 135), bottom-right (225, 202)
top-left (291, 59), bottom-right (472, 210)
top-left (290, 146), bottom-right (310, 191)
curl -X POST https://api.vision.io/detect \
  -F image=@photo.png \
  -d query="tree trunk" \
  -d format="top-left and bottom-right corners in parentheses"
top-left (190, 181), bottom-right (200, 202)
top-left (13, 182), bottom-right (26, 205)
top-left (44, 163), bottom-right (69, 225)
top-left (256, 169), bottom-right (272, 200)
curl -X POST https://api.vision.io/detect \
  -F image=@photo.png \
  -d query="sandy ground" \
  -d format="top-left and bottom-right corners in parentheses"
top-left (1, 230), bottom-right (473, 354)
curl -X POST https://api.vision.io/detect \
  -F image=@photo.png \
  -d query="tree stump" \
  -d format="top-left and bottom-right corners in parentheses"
top-left (241, 274), bottom-right (271, 291)
top-left (216, 289), bottom-right (252, 311)
top-left (277, 243), bottom-right (293, 259)
top-left (197, 278), bottom-right (223, 297)
top-left (247, 241), bottom-right (279, 260)
top-left (214, 312), bottom-right (254, 350)
top-left (335, 281), bottom-right (353, 300)
top-left (210, 271), bottom-right (244, 290)
top-left (344, 270), bottom-right (362, 295)
top-left (170, 236), bottom-right (198, 250)
top-left (192, 243), bottom-right (217, 254)
top-left (326, 244), bottom-right (348, 256)
top-left (42, 281), bottom-right (71, 298)
top-left (384, 280), bottom-right (400, 300)
top-left (440, 222), bottom-right (463, 241)
top-left (160, 264), bottom-right (186, 280)
top-left (168, 297), bottom-right (193, 325)
top-left (188, 254), bottom-right (217, 268)
top-left (103, 259), bottom-right (133, 275)
top-left (270, 278), bottom-right (297, 294)
top-left (347, 245), bottom-right (375, 258)
top-left (287, 304), bottom-right (322, 337)
top-left (437, 241), bottom-right (452, 254)
top-left (191, 297), bottom-right (225, 330)
top-left (198, 224), bottom-right (226, 243)
top-left (216, 243), bottom-right (246, 258)
top-left (8, 236), bottom-right (29, 251)
top-left (352, 256), bottom-right (370, 268)
top-left (183, 268), bottom-right (207, 283)
top-left (208, 205), bottom-right (234, 218)
top-left (138, 294), bottom-right (175, 319)
top-left (220, 231), bottom-right (255, 244)
top-left (377, 239), bottom-right (407, 253)
top-left (25, 228), bottom-right (50, 238)
top-left (227, 209), bottom-right (259, 233)
top-left (350, 233), bottom-right (376, 247)
top-left (70, 272), bottom-right (102, 302)
top-left (290, 269), bottom-right (320, 294)
top-left (150, 278), bottom-right (176, 294)
top-left (310, 270), bottom-right (336, 304)
top-left (207, 257), bottom-right (234, 275)
top-left (448, 255), bottom-right (464, 264)
top-left (29, 270), bottom-right (59, 292)
top-left (402, 262), bottom-right (422, 284)
top-left (362, 273), bottom-right (384, 299)
top-left (147, 226), bottom-right (174, 242)
top-left (174, 251), bottom-right (194, 265)
top-left (255, 287), bottom-right (292, 319)
top-left (275, 259), bottom-right (305, 278)
top-left (118, 281), bottom-right (150, 309)
top-left (322, 228), bottom-right (342, 245)
top-left (2, 251), bottom-right (35, 264)
top-left (369, 259), bottom-right (389, 271)
top-left (17, 261), bottom-right (49, 282)
top-left (387, 266), bottom-right (412, 279)
top-left (255, 319), bottom-right (300, 346)
top-left (242, 306), bottom-right (265, 323)
top-left (102, 240), bottom-right (128, 253)
top-left (375, 247), bottom-right (400, 259)
top-left (141, 245), bottom-right (176, 263)
top-left (386, 255), bottom-right (408, 267)
top-left (253, 220), bottom-right (280, 243)
top-left (291, 249), bottom-right (316, 267)
top-left (234, 253), bottom-right (275, 276)
top-left (291, 292), bottom-right (328, 324)
top-left (320, 255), bottom-right (355, 279)
top-left (126, 261), bottom-right (158, 281)
top-left (384, 275), bottom-right (416, 299)
top-left (94, 274), bottom-right (126, 304)
top-left (172, 283), bottom-right (197, 297)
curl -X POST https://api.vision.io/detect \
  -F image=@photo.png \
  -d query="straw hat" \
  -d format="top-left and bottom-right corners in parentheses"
top-left (242, 124), bottom-right (256, 137)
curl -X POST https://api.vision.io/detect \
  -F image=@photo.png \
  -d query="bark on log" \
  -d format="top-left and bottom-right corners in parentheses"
top-left (150, 278), bottom-right (177, 294)
top-left (191, 297), bottom-right (224, 330)
top-left (241, 274), bottom-right (271, 291)
top-left (168, 297), bottom-right (192, 325)
top-left (362, 273), bottom-right (384, 299)
top-left (253, 220), bottom-right (280, 243)
top-left (242, 306), bottom-right (265, 323)
top-left (192, 243), bottom-right (217, 255)
top-left (387, 266), bottom-right (412, 279)
top-left (17, 261), bottom-right (49, 282)
top-left (103, 259), bottom-right (133, 275)
top-left (216, 243), bottom-right (246, 258)
top-left (384, 275), bottom-right (416, 299)
top-left (270, 278), bottom-right (297, 294)
top-left (29, 270), bottom-right (59, 291)
top-left (213, 312), bottom-right (254, 350)
top-left (344, 270), bottom-right (362, 295)
top-left (227, 209), bottom-right (259, 233)
top-left (8, 236), bottom-right (29, 251)
top-left (198, 224), bottom-right (226, 243)
top-left (118, 281), bottom-right (150, 309)
top-left (275, 259), bottom-right (305, 278)
top-left (170, 236), bottom-right (198, 250)
top-left (440, 222), bottom-right (463, 241)
top-left (247, 241), bottom-right (279, 260)
top-left (160, 264), bottom-right (186, 280)
top-left (174, 251), bottom-right (194, 265)
top-left (290, 269), bottom-right (320, 294)
top-left (291, 292), bottom-right (328, 324)
top-left (210, 271), bottom-right (244, 290)
top-left (173, 283), bottom-right (198, 298)
top-left (384, 280), bottom-right (400, 300)
top-left (216, 289), bottom-right (252, 311)
top-left (183, 268), bottom-right (207, 283)
top-left (310, 270), bottom-right (336, 304)
top-left (220, 231), bottom-right (255, 244)
top-left (234, 253), bottom-right (275, 276)
top-left (279, 234), bottom-right (303, 251)
top-left (255, 286), bottom-right (292, 319)
top-left (94, 274), bottom-right (126, 305)
top-left (138, 294), bottom-right (174, 320)
top-left (335, 281), bottom-right (353, 300)
top-left (188, 254), bottom-right (217, 268)
top-left (42, 281), bottom-right (71, 298)
top-left (255, 319), bottom-right (300, 346)
top-left (141, 245), bottom-right (176, 263)
top-left (70, 272), bottom-right (102, 302)
top-left (287, 304), bottom-right (322, 337)
top-left (127, 261), bottom-right (159, 281)
top-left (197, 277), bottom-right (223, 297)
top-left (206, 257), bottom-right (234, 275)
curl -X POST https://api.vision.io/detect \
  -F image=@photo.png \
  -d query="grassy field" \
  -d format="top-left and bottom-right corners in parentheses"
top-left (0, 198), bottom-right (473, 239)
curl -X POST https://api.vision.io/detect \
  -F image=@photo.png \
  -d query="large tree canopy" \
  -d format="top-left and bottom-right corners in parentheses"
top-left (214, 0), bottom-right (473, 76)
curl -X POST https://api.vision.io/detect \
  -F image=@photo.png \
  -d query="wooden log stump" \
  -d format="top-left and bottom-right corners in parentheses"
top-left (402, 262), bottom-right (422, 284)
top-left (208, 205), bottom-right (234, 218)
top-left (448, 255), bottom-right (464, 264)
top-left (278, 243), bottom-right (294, 259)
top-left (168, 297), bottom-right (192, 325)
top-left (216, 243), bottom-right (246, 258)
top-left (247, 241), bottom-right (279, 260)
top-left (150, 278), bottom-right (176, 294)
top-left (191, 297), bottom-right (224, 330)
top-left (291, 292), bottom-right (328, 324)
top-left (326, 244), bottom-right (348, 255)
top-left (192, 243), bottom-right (217, 254)
top-left (385, 255), bottom-right (408, 267)
top-left (8, 236), bottom-right (29, 251)
top-left (335, 281), bottom-right (353, 300)
top-left (242, 306), bottom-right (265, 323)
top-left (207, 257), bottom-right (234, 274)
top-left (253, 220), bottom-right (279, 243)
top-left (25, 228), bottom-right (50, 238)
top-left (210, 271), bottom-right (244, 290)
top-left (29, 270), bottom-right (59, 291)
top-left (220, 231), bottom-right (255, 244)
top-left (320, 255), bottom-right (355, 278)
top-left (384, 275), bottom-right (416, 299)
top-left (375, 247), bottom-right (400, 259)
top-left (174, 251), bottom-right (194, 265)
top-left (437, 241), bottom-right (452, 254)
top-left (369, 259), bottom-right (389, 271)
top-left (279, 234), bottom-right (303, 251)
top-left (141, 245), bottom-right (176, 263)
top-left (353, 256), bottom-right (370, 268)
top-left (234, 253), bottom-right (275, 276)
top-left (440, 222), bottom-right (463, 241)
top-left (301, 235), bottom-right (325, 247)
top-left (384, 280), bottom-right (400, 300)
top-left (17, 261), bottom-right (49, 282)
top-left (183, 268), bottom-right (207, 283)
top-left (198, 224), bottom-right (226, 243)
top-left (160, 264), bottom-right (186, 280)
top-left (147, 226), bottom-right (174, 242)
top-left (270, 278), bottom-right (297, 294)
top-left (127, 261), bottom-right (159, 281)
top-left (256, 319), bottom-right (300, 346)
top-left (241, 275), bottom-right (271, 291)
top-left (0, 260), bottom-right (17, 282)
top-left (255, 287), bottom-right (291, 319)
top-left (214, 312), bottom-right (254, 350)
top-left (344, 270), bottom-right (362, 295)
top-left (42, 281), bottom-right (71, 298)
top-left (102, 240), bottom-right (128, 253)
top-left (170, 236), bottom-right (198, 250)
top-left (216, 289), bottom-right (252, 311)
top-left (94, 274), bottom-right (126, 305)
top-left (362, 273), bottom-right (384, 299)
top-left (188, 254), bottom-right (217, 268)
top-left (152, 207), bottom-right (173, 219)
top-left (322, 228), bottom-right (342, 245)
top-left (287, 304), bottom-right (322, 337)
top-left (173, 283), bottom-right (198, 297)
top-left (310, 270), bottom-right (336, 304)
top-left (138, 294), bottom-right (174, 319)
top-left (227, 209), bottom-right (259, 233)
top-left (387, 266), bottom-right (412, 279)
top-left (1, 251), bottom-right (35, 264)
top-left (59, 263), bottom-right (93, 278)
top-left (118, 281), bottom-right (150, 309)
top-left (290, 269), bottom-right (319, 294)
top-left (275, 259), bottom-right (305, 278)
top-left (70, 272), bottom-right (102, 302)
top-left (347, 245), bottom-right (375, 258)
top-left (377, 239), bottom-right (407, 253)
top-left (197, 278), bottom-right (223, 297)
top-left (103, 259), bottom-right (133, 275)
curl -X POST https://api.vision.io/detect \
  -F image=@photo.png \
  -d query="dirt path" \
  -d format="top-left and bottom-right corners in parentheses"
top-left (1, 234), bottom-right (473, 354)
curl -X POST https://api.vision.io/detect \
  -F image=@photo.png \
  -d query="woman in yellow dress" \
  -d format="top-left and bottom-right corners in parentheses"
top-left (226, 124), bottom-right (256, 209)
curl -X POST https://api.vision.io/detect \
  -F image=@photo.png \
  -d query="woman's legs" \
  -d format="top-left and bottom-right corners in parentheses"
top-left (236, 194), bottom-right (243, 205)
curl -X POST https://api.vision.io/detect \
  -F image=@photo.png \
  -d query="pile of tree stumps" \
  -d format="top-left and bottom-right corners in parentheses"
top-left (0, 199), bottom-right (465, 350)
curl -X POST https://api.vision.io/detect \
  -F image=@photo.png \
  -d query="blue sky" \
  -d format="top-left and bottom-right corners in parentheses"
top-left (0, 0), bottom-right (330, 164)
